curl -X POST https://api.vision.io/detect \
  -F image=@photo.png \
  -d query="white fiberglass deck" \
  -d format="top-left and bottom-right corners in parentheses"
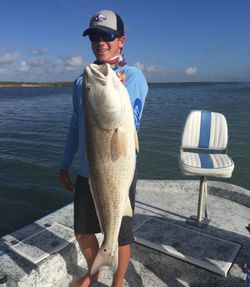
top-left (0, 180), bottom-right (249, 286)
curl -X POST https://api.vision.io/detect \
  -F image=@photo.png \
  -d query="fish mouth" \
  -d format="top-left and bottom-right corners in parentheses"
top-left (85, 64), bottom-right (109, 85)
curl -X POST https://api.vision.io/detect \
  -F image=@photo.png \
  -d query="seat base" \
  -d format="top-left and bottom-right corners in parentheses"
top-left (186, 215), bottom-right (210, 228)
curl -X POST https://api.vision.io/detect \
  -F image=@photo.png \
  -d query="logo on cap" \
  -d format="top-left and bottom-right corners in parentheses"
top-left (94, 14), bottom-right (107, 22)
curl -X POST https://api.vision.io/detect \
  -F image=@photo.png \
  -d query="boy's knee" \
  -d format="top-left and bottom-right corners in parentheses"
top-left (75, 233), bottom-right (97, 245)
top-left (75, 233), bottom-right (85, 242)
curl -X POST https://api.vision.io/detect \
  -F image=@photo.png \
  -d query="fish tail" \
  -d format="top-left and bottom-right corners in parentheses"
top-left (90, 246), bottom-right (118, 276)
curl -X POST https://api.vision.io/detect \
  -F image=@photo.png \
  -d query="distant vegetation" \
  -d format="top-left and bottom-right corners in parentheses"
top-left (1, 81), bottom-right (158, 87)
top-left (0, 81), bottom-right (74, 87)
top-left (0, 81), bottom-right (235, 88)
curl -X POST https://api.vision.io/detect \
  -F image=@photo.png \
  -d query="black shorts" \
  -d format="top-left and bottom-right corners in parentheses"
top-left (74, 170), bottom-right (137, 246)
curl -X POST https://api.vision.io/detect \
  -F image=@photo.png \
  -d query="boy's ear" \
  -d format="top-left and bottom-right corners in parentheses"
top-left (119, 36), bottom-right (126, 49)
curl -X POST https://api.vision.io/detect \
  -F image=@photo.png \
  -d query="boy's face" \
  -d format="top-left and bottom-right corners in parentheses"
top-left (90, 32), bottom-right (125, 62)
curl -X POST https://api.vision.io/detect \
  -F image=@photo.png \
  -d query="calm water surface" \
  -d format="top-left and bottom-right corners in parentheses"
top-left (0, 82), bottom-right (249, 237)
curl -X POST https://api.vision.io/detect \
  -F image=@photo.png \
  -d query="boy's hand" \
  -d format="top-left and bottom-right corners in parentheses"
top-left (60, 170), bottom-right (74, 192)
top-left (117, 72), bottom-right (126, 85)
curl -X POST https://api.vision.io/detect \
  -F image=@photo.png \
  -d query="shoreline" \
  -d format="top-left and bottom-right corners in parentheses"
top-left (0, 81), bottom-right (248, 88)
top-left (0, 82), bottom-right (74, 87)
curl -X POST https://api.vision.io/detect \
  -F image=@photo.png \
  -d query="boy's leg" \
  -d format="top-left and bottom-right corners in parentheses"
top-left (72, 234), bottom-right (99, 287)
top-left (112, 244), bottom-right (131, 287)
top-left (73, 176), bottom-right (101, 286)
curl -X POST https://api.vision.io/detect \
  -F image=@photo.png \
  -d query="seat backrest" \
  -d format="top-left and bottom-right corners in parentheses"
top-left (181, 110), bottom-right (228, 150)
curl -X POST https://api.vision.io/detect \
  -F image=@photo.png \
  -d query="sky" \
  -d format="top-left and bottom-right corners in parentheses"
top-left (0, 0), bottom-right (250, 82)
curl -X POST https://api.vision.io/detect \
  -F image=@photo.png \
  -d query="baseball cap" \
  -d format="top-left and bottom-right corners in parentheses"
top-left (82, 10), bottom-right (124, 37)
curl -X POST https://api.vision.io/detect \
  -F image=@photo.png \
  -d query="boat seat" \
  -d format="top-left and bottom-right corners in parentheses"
top-left (179, 110), bottom-right (234, 226)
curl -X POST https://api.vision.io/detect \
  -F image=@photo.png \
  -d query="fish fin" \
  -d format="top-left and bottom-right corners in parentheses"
top-left (134, 129), bottom-right (139, 153)
top-left (114, 128), bottom-right (128, 157)
top-left (90, 245), bottom-right (118, 276)
top-left (123, 197), bottom-right (133, 217)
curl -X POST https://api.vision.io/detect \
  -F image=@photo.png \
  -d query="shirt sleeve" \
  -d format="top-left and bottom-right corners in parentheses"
top-left (59, 77), bottom-right (81, 170)
top-left (124, 67), bottom-right (148, 131)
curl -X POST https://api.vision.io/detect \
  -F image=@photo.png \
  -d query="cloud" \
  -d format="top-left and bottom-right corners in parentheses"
top-left (14, 53), bottom-right (85, 74)
top-left (133, 61), bottom-right (179, 82)
top-left (134, 61), bottom-right (144, 71)
top-left (186, 66), bottom-right (197, 76)
top-left (134, 62), bottom-right (158, 73)
top-left (0, 52), bottom-right (20, 66)
top-left (66, 55), bottom-right (83, 71)
top-left (31, 46), bottom-right (50, 56)
top-left (29, 58), bottom-right (47, 67)
top-left (63, 55), bottom-right (86, 71)
top-left (16, 58), bottom-right (49, 74)
top-left (10, 53), bottom-right (88, 81)
top-left (206, 45), bottom-right (223, 53)
top-left (18, 61), bottom-right (30, 72)
top-left (146, 65), bottom-right (157, 73)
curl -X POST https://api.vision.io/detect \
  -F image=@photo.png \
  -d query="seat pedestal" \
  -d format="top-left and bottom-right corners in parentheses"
top-left (186, 176), bottom-right (210, 227)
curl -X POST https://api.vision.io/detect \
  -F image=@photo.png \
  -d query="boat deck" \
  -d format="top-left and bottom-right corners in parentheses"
top-left (0, 180), bottom-right (249, 286)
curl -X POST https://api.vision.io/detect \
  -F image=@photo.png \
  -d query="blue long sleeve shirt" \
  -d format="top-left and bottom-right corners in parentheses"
top-left (60, 64), bottom-right (148, 178)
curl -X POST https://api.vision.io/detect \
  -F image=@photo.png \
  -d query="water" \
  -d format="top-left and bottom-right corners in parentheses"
top-left (0, 82), bottom-right (249, 237)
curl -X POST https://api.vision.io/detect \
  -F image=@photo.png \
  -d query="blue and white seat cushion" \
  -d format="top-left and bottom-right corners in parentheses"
top-left (179, 151), bottom-right (234, 177)
top-left (179, 110), bottom-right (234, 178)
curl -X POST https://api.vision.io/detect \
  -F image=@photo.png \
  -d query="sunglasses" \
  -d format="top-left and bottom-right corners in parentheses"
top-left (89, 31), bottom-right (117, 42)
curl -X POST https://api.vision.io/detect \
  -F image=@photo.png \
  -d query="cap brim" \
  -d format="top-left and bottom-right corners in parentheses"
top-left (82, 26), bottom-right (118, 37)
